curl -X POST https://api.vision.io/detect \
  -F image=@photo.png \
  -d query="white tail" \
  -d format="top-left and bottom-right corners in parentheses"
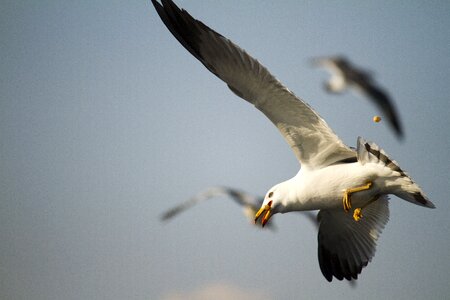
top-left (356, 137), bottom-right (435, 208)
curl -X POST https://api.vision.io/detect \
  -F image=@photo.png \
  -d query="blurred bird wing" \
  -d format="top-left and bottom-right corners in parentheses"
top-left (351, 78), bottom-right (403, 138)
top-left (160, 186), bottom-right (260, 221)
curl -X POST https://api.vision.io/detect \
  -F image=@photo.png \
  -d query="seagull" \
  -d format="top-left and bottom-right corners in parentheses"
top-left (151, 0), bottom-right (435, 282)
top-left (160, 186), bottom-right (318, 230)
top-left (311, 56), bottom-right (404, 139)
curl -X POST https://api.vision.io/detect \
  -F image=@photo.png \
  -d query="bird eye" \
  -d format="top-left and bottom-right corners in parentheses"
top-left (268, 192), bottom-right (273, 198)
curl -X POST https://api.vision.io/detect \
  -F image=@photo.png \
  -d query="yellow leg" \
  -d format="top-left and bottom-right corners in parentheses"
top-left (353, 208), bottom-right (362, 221)
top-left (352, 193), bottom-right (379, 222)
top-left (342, 182), bottom-right (373, 213)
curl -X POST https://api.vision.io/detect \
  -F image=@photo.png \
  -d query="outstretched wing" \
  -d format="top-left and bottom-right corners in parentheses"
top-left (352, 78), bottom-right (403, 138)
top-left (317, 195), bottom-right (389, 281)
top-left (160, 186), bottom-right (260, 221)
top-left (152, 0), bottom-right (355, 169)
top-left (312, 56), bottom-right (403, 138)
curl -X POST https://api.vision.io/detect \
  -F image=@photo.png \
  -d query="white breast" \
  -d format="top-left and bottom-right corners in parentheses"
top-left (282, 162), bottom-right (393, 212)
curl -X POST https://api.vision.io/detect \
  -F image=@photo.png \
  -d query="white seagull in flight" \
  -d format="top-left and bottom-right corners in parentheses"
top-left (311, 56), bottom-right (404, 139)
top-left (151, 0), bottom-right (435, 281)
top-left (160, 186), bottom-right (318, 231)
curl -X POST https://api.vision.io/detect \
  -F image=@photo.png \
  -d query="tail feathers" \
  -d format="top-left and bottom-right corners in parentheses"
top-left (357, 137), bottom-right (405, 175)
top-left (394, 182), bottom-right (435, 208)
top-left (357, 137), bottom-right (435, 209)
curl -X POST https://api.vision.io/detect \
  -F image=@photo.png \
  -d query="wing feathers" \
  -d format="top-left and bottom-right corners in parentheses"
top-left (160, 186), bottom-right (260, 221)
top-left (317, 195), bottom-right (389, 281)
top-left (152, 0), bottom-right (355, 168)
top-left (313, 56), bottom-right (403, 138)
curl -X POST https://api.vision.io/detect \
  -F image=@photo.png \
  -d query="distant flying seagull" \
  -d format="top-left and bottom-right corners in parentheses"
top-left (152, 0), bottom-right (434, 282)
top-left (311, 56), bottom-right (403, 139)
top-left (160, 186), bottom-right (318, 230)
top-left (161, 186), bottom-right (357, 287)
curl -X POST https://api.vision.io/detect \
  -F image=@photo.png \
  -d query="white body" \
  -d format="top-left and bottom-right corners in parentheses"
top-left (281, 162), bottom-right (400, 212)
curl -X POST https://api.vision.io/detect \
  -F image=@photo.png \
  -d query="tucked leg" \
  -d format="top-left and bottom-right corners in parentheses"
top-left (353, 194), bottom-right (379, 222)
top-left (353, 208), bottom-right (362, 221)
top-left (342, 182), bottom-right (373, 213)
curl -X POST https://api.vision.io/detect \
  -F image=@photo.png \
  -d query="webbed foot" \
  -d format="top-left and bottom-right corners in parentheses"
top-left (342, 182), bottom-right (373, 215)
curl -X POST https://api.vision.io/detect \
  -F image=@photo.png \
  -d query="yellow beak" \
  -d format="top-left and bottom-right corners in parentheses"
top-left (254, 201), bottom-right (272, 227)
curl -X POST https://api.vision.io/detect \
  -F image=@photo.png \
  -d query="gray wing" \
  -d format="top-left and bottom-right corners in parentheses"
top-left (351, 77), bottom-right (403, 138)
top-left (317, 195), bottom-right (389, 281)
top-left (160, 185), bottom-right (318, 231)
top-left (160, 186), bottom-right (260, 221)
top-left (312, 56), bottom-right (403, 138)
top-left (161, 186), bottom-right (278, 230)
top-left (152, 0), bottom-right (355, 169)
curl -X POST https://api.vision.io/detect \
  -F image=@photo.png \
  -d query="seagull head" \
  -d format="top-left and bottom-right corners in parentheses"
top-left (254, 185), bottom-right (284, 227)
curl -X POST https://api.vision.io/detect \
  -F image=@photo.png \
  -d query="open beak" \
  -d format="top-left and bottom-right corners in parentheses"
top-left (254, 201), bottom-right (272, 227)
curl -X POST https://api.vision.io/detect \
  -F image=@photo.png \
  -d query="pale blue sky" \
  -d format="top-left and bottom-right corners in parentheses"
top-left (1, 1), bottom-right (449, 299)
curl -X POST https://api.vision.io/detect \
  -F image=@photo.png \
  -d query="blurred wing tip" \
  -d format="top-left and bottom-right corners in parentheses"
top-left (159, 207), bottom-right (183, 222)
top-left (159, 212), bottom-right (173, 222)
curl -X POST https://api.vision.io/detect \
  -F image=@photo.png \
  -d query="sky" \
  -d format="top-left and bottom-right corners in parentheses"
top-left (1, 1), bottom-right (450, 299)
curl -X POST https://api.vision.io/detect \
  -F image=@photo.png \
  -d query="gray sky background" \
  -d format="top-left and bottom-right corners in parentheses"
top-left (1, 1), bottom-right (449, 299)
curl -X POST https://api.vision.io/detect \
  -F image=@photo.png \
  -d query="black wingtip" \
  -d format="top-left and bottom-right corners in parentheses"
top-left (150, 0), bottom-right (161, 10)
top-left (159, 212), bottom-right (172, 222)
top-left (159, 207), bottom-right (181, 222)
top-left (395, 128), bottom-right (404, 140)
top-left (389, 114), bottom-right (404, 140)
